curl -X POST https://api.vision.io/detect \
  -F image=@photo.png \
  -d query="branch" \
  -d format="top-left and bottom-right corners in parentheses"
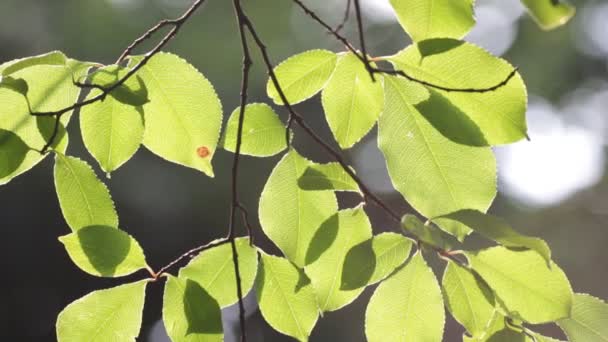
top-left (333, 0), bottom-right (352, 33)
top-left (32, 0), bottom-right (208, 153)
top-left (290, 0), bottom-right (517, 92)
top-left (152, 238), bottom-right (230, 279)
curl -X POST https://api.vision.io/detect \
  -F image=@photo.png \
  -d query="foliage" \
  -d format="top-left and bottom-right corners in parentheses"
top-left (1, 0), bottom-right (602, 341)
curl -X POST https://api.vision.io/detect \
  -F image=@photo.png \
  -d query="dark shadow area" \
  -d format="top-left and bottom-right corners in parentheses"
top-left (415, 90), bottom-right (488, 146)
top-left (76, 225), bottom-right (131, 277)
top-left (0, 129), bottom-right (29, 179)
top-left (417, 38), bottom-right (463, 58)
top-left (298, 167), bottom-right (333, 190)
top-left (340, 239), bottom-right (376, 291)
top-left (183, 279), bottom-right (223, 335)
top-left (305, 213), bottom-right (339, 266)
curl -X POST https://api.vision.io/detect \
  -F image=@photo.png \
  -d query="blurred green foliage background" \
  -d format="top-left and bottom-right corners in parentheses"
top-left (0, 0), bottom-right (606, 340)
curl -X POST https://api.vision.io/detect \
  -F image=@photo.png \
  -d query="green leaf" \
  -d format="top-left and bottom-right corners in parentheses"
top-left (442, 262), bottom-right (495, 336)
top-left (80, 67), bottom-right (145, 174)
top-left (129, 52), bottom-right (222, 177)
top-left (379, 75), bottom-right (497, 219)
top-left (304, 207), bottom-right (372, 312)
top-left (401, 214), bottom-right (460, 250)
top-left (366, 252), bottom-right (445, 342)
top-left (259, 150), bottom-right (338, 267)
top-left (163, 275), bottom-right (223, 342)
top-left (267, 49), bottom-right (338, 105)
top-left (321, 52), bottom-right (384, 149)
top-left (221, 103), bottom-right (287, 157)
top-left (297, 162), bottom-right (360, 193)
top-left (484, 328), bottom-right (531, 342)
top-left (467, 247), bottom-right (573, 324)
top-left (179, 238), bottom-right (258, 308)
top-left (256, 253), bottom-right (319, 342)
top-left (56, 280), bottom-right (147, 342)
top-left (58, 225), bottom-right (148, 277)
top-left (0, 76), bottom-right (29, 96)
top-left (521, 0), bottom-right (575, 30)
top-left (54, 154), bottom-right (118, 231)
top-left (388, 39), bottom-right (528, 145)
top-left (558, 293), bottom-right (608, 342)
top-left (463, 310), bottom-right (507, 342)
top-left (86, 65), bottom-right (150, 106)
top-left (0, 60), bottom-right (86, 185)
top-left (437, 210), bottom-right (551, 264)
top-left (341, 232), bottom-right (413, 290)
top-left (389, 0), bottom-right (475, 41)
top-left (1, 51), bottom-right (67, 76)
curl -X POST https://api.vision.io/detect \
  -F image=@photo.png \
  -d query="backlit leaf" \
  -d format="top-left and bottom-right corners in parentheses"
top-left (521, 0), bottom-right (575, 30)
top-left (56, 280), bottom-right (147, 342)
top-left (298, 162), bottom-right (360, 193)
top-left (1, 51), bottom-right (67, 76)
top-left (59, 225), bottom-right (147, 277)
top-left (259, 150), bottom-right (338, 267)
top-left (558, 293), bottom-right (608, 342)
top-left (401, 214), bottom-right (460, 250)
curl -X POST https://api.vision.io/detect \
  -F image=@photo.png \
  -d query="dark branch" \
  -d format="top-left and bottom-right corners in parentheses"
top-left (32, 0), bottom-right (208, 153)
top-left (352, 0), bottom-right (375, 80)
top-left (333, 0), bottom-right (352, 33)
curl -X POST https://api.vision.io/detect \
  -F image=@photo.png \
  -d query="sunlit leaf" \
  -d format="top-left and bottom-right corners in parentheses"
top-left (341, 232), bottom-right (412, 290)
top-left (521, 0), bottom-right (575, 30)
top-left (129, 52), bottom-right (222, 177)
top-left (366, 252), bottom-right (444, 342)
top-left (179, 238), bottom-right (258, 308)
top-left (379, 76), bottom-right (497, 220)
top-left (259, 150), bottom-right (338, 267)
top-left (389, 0), bottom-right (475, 41)
top-left (304, 207), bottom-right (372, 311)
top-left (267, 49), bottom-right (337, 105)
top-left (0, 60), bottom-right (87, 185)
top-left (442, 262), bottom-right (495, 336)
top-left (558, 293), bottom-right (608, 342)
top-left (54, 154), bottom-right (118, 231)
top-left (56, 280), bottom-right (147, 342)
top-left (467, 247), bottom-right (573, 324)
top-left (388, 39), bottom-right (528, 145)
top-left (437, 209), bottom-right (551, 263)
top-left (256, 253), bottom-right (319, 342)
top-left (298, 162), bottom-right (360, 193)
top-left (59, 225), bottom-right (148, 277)
top-left (163, 275), bottom-right (223, 342)
top-left (221, 103), bottom-right (287, 157)
top-left (322, 52), bottom-right (383, 149)
top-left (1, 51), bottom-right (67, 76)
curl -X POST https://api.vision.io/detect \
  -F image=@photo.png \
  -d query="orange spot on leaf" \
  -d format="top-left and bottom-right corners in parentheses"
top-left (197, 146), bottom-right (210, 158)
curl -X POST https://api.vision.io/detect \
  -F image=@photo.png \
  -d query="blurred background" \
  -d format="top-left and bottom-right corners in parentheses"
top-left (0, 0), bottom-right (606, 340)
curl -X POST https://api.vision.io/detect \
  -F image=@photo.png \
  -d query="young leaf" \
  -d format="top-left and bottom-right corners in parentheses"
top-left (437, 209), bottom-right (551, 263)
top-left (80, 67), bottom-right (145, 174)
top-left (58, 225), bottom-right (148, 277)
top-left (259, 150), bottom-right (338, 267)
top-left (467, 247), bottom-right (573, 324)
top-left (129, 52), bottom-right (222, 177)
top-left (401, 214), bottom-right (460, 250)
top-left (442, 262), bottom-right (495, 336)
top-left (163, 275), bottom-right (223, 342)
top-left (256, 253), bottom-right (319, 342)
top-left (321, 52), bottom-right (384, 149)
top-left (379, 76), bottom-right (497, 220)
top-left (521, 0), bottom-right (576, 30)
top-left (54, 154), bottom-right (118, 231)
top-left (267, 49), bottom-right (338, 105)
top-left (179, 237), bottom-right (258, 308)
top-left (56, 280), bottom-right (147, 342)
top-left (366, 252), bottom-right (445, 342)
top-left (1, 51), bottom-right (67, 76)
top-left (389, 0), bottom-right (475, 42)
top-left (297, 162), bottom-right (360, 193)
top-left (0, 60), bottom-right (85, 185)
top-left (304, 207), bottom-right (372, 312)
top-left (221, 103), bottom-right (287, 157)
top-left (558, 293), bottom-right (608, 342)
top-left (388, 39), bottom-right (528, 145)
top-left (341, 232), bottom-right (413, 290)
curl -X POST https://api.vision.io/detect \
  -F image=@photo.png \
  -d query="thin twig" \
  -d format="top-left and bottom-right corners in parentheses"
top-left (152, 238), bottom-right (230, 278)
top-left (334, 0), bottom-right (352, 33)
top-left (351, 0), bottom-right (375, 80)
top-left (230, 0), bottom-right (254, 340)
top-left (32, 0), bottom-right (208, 153)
